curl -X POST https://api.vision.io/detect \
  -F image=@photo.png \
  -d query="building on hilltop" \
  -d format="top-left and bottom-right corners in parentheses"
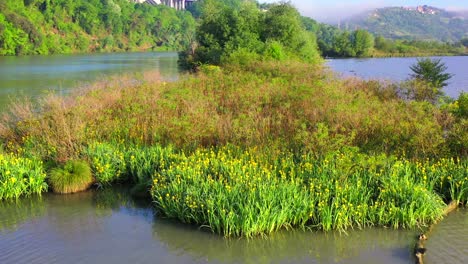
top-left (131, 0), bottom-right (197, 10)
top-left (416, 5), bottom-right (437, 15)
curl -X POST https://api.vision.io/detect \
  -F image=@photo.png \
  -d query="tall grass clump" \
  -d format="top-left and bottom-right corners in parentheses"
top-left (0, 152), bottom-right (47, 200)
top-left (48, 160), bottom-right (93, 194)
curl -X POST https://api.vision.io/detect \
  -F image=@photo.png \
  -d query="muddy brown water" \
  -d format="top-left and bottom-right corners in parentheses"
top-left (0, 188), bottom-right (466, 264)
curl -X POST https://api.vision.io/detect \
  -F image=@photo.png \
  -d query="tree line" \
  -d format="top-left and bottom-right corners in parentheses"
top-left (1, 0), bottom-right (466, 57)
top-left (0, 0), bottom-right (195, 55)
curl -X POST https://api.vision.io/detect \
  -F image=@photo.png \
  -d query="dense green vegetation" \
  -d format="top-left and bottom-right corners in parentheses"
top-left (0, 60), bottom-right (467, 235)
top-left (0, 0), bottom-right (467, 237)
top-left (152, 146), bottom-right (467, 236)
top-left (410, 58), bottom-right (453, 89)
top-left (0, 152), bottom-right (47, 199)
top-left (0, 0), bottom-right (195, 55)
top-left (300, 16), bottom-right (466, 58)
top-left (179, 1), bottom-right (320, 69)
top-left (1, 0), bottom-right (465, 58)
top-left (345, 6), bottom-right (468, 42)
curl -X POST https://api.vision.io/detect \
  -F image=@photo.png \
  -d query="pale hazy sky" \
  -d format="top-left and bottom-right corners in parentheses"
top-left (259, 1), bottom-right (468, 22)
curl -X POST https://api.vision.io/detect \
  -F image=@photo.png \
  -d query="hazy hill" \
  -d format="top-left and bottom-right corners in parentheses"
top-left (343, 6), bottom-right (468, 42)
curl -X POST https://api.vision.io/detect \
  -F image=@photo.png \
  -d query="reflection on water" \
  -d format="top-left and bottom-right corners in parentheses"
top-left (0, 188), bottom-right (466, 264)
top-left (0, 52), bottom-right (180, 110)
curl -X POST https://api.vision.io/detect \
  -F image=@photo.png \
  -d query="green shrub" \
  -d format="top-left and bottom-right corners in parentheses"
top-left (453, 92), bottom-right (468, 118)
top-left (0, 153), bottom-right (47, 200)
top-left (263, 41), bottom-right (285, 61)
top-left (49, 160), bottom-right (93, 194)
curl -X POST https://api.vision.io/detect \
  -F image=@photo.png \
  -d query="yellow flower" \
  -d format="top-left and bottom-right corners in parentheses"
top-left (10, 177), bottom-right (16, 183)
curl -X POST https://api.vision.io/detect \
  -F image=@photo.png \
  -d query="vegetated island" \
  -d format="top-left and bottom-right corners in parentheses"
top-left (0, 0), bottom-right (467, 239)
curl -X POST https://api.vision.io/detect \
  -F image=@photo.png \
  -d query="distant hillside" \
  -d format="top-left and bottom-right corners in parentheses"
top-left (343, 5), bottom-right (468, 42)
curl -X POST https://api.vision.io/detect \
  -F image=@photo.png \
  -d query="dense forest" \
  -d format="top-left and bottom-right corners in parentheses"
top-left (0, 0), bottom-right (195, 55)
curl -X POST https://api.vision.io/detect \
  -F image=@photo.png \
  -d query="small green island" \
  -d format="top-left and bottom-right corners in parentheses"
top-left (0, 1), bottom-right (467, 263)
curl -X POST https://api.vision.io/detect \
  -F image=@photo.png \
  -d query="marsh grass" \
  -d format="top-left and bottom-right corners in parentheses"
top-left (49, 160), bottom-right (93, 194)
top-left (86, 142), bottom-right (127, 187)
top-left (0, 61), bottom-right (462, 161)
top-left (150, 146), bottom-right (465, 237)
top-left (0, 152), bottom-right (47, 200)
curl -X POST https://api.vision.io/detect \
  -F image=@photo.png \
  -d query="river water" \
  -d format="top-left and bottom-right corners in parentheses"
top-left (0, 187), bottom-right (466, 264)
top-left (1, 53), bottom-right (467, 111)
top-left (0, 52), bottom-right (179, 110)
top-left (327, 56), bottom-right (468, 98)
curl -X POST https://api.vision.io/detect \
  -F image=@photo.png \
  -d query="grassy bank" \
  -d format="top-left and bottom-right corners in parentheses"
top-left (0, 61), bottom-right (467, 236)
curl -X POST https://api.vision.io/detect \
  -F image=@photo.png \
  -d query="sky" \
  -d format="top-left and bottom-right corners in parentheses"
top-left (259, 0), bottom-right (468, 22)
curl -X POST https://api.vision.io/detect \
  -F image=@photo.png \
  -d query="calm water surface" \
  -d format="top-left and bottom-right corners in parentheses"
top-left (2, 53), bottom-right (467, 111)
top-left (0, 52), bottom-right (179, 110)
top-left (327, 56), bottom-right (468, 98)
top-left (0, 188), bottom-right (466, 264)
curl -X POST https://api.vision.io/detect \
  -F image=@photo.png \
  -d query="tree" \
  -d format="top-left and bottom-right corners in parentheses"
top-left (352, 29), bottom-right (374, 57)
top-left (180, 0), bottom-right (320, 69)
top-left (410, 58), bottom-right (453, 89)
top-left (405, 58), bottom-right (453, 103)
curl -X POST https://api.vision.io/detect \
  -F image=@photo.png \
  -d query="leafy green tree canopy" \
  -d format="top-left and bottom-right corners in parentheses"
top-left (180, 0), bottom-right (320, 69)
top-left (410, 58), bottom-right (453, 88)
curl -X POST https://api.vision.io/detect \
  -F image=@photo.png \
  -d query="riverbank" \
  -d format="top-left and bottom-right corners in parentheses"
top-left (370, 51), bottom-right (468, 58)
top-left (0, 60), bottom-right (467, 237)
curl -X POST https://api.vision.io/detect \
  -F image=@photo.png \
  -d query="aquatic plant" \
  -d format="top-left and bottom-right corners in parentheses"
top-left (150, 146), bottom-right (464, 237)
top-left (0, 153), bottom-right (47, 200)
top-left (86, 142), bottom-right (127, 187)
top-left (48, 160), bottom-right (93, 194)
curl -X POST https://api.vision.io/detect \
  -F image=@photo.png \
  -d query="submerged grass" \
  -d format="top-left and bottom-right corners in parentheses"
top-left (49, 160), bottom-right (93, 194)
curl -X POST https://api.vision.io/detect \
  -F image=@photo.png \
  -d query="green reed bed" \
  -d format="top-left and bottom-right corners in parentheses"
top-left (86, 142), bottom-right (127, 187)
top-left (0, 152), bottom-right (47, 200)
top-left (150, 146), bottom-right (466, 237)
top-left (85, 142), bottom-right (180, 187)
